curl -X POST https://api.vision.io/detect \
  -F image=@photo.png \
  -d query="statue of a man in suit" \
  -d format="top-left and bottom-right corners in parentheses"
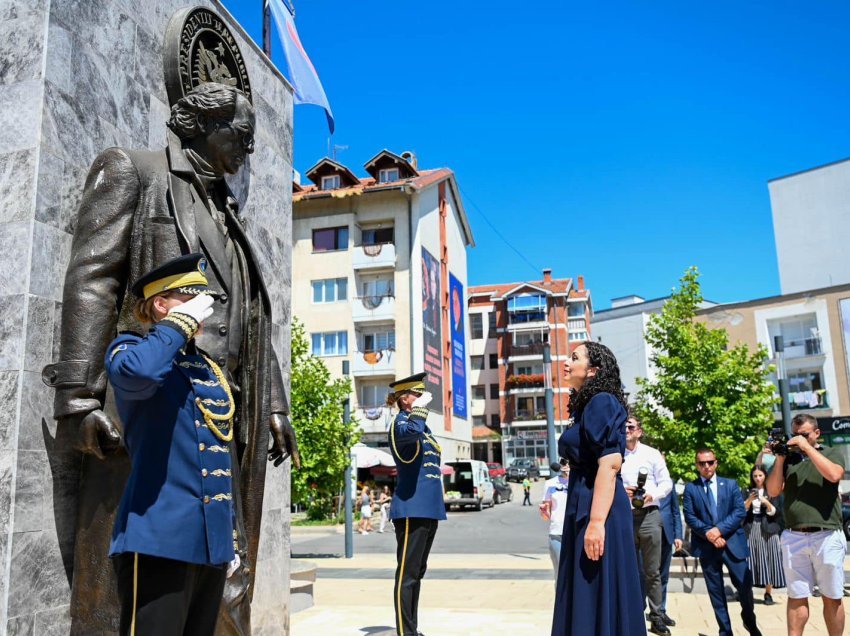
top-left (43, 81), bottom-right (298, 634)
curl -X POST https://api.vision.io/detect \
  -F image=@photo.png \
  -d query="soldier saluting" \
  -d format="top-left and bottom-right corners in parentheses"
top-left (386, 372), bottom-right (447, 636)
top-left (106, 254), bottom-right (239, 635)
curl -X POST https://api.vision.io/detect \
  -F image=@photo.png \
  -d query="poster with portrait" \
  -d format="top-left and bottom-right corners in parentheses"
top-left (421, 247), bottom-right (443, 410)
top-left (449, 273), bottom-right (468, 418)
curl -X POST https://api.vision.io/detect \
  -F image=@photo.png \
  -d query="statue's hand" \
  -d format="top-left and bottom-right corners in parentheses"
top-left (269, 412), bottom-right (300, 469)
top-left (65, 409), bottom-right (122, 460)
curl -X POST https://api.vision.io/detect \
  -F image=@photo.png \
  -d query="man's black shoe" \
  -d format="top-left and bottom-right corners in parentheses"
top-left (660, 612), bottom-right (676, 627)
top-left (649, 617), bottom-right (671, 635)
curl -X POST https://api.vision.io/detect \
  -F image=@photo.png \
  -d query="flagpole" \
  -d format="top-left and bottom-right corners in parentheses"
top-left (262, 0), bottom-right (272, 57)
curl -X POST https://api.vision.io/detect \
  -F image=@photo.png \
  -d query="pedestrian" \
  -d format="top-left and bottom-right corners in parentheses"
top-left (658, 488), bottom-right (683, 625)
top-left (522, 476), bottom-right (532, 506)
top-left (744, 464), bottom-right (785, 606)
top-left (359, 486), bottom-right (374, 535)
top-left (551, 342), bottom-right (645, 636)
top-left (378, 485), bottom-right (394, 533)
top-left (105, 254), bottom-right (239, 635)
top-left (540, 460), bottom-right (570, 578)
top-left (683, 448), bottom-right (762, 636)
top-left (386, 372), bottom-right (446, 636)
top-left (622, 416), bottom-right (674, 634)
top-left (766, 413), bottom-right (846, 636)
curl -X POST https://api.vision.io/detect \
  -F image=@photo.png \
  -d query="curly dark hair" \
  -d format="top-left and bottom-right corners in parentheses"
top-left (568, 341), bottom-right (628, 419)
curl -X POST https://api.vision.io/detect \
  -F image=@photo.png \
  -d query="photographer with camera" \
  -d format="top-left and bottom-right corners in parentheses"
top-left (622, 416), bottom-right (674, 634)
top-left (765, 414), bottom-right (846, 636)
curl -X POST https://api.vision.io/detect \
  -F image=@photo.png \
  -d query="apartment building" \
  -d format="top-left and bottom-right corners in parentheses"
top-left (292, 150), bottom-right (475, 460)
top-left (696, 284), bottom-right (850, 468)
top-left (467, 271), bottom-right (591, 466)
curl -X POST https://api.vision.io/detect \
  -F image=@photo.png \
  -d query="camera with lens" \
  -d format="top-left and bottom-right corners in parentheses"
top-left (631, 467), bottom-right (649, 509)
top-left (768, 427), bottom-right (803, 465)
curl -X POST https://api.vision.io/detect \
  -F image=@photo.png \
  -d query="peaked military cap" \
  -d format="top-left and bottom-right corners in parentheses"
top-left (389, 372), bottom-right (427, 394)
top-left (131, 253), bottom-right (211, 300)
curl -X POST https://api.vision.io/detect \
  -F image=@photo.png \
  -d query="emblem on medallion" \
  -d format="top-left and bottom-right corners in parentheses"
top-left (163, 6), bottom-right (252, 107)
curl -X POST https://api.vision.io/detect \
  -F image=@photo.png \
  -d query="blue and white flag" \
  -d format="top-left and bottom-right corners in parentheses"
top-left (266, 0), bottom-right (334, 133)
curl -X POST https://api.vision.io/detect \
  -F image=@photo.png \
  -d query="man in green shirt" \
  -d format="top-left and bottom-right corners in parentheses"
top-left (766, 413), bottom-right (846, 636)
top-left (522, 477), bottom-right (532, 506)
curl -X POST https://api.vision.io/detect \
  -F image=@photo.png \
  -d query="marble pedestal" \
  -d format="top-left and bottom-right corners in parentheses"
top-left (0, 1), bottom-right (294, 633)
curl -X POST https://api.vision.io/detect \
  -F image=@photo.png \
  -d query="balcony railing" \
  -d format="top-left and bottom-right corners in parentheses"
top-left (514, 409), bottom-right (547, 421)
top-left (351, 294), bottom-right (395, 322)
top-left (357, 405), bottom-right (393, 434)
top-left (351, 348), bottom-right (395, 377)
top-left (782, 336), bottom-right (823, 358)
top-left (506, 373), bottom-right (545, 391)
top-left (509, 343), bottom-right (545, 357)
top-left (508, 311), bottom-right (546, 325)
top-left (352, 242), bottom-right (396, 270)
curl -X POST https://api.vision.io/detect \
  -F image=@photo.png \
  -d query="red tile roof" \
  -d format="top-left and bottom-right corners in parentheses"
top-left (469, 277), bottom-right (573, 298)
top-left (293, 168), bottom-right (453, 202)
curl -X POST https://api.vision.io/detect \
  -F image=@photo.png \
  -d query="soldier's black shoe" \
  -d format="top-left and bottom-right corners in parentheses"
top-left (649, 616), bottom-right (672, 635)
top-left (660, 612), bottom-right (676, 627)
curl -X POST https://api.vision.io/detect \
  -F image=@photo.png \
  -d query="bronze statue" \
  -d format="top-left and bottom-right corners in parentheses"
top-left (42, 80), bottom-right (299, 634)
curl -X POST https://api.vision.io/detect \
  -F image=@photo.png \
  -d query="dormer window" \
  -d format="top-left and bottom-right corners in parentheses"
top-left (378, 168), bottom-right (399, 184)
top-left (321, 174), bottom-right (341, 190)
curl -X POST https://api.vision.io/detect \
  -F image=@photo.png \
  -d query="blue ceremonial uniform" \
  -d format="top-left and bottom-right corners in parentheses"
top-left (388, 407), bottom-right (447, 521)
top-left (105, 322), bottom-right (236, 566)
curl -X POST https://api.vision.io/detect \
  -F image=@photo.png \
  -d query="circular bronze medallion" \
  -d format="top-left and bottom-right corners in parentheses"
top-left (164, 6), bottom-right (252, 106)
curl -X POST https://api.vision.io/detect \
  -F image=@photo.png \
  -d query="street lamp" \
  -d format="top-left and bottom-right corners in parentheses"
top-left (543, 343), bottom-right (557, 465)
top-left (342, 360), bottom-right (354, 558)
top-left (774, 336), bottom-right (793, 437)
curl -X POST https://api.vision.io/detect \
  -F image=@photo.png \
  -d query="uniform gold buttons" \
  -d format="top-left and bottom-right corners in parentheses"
top-left (203, 495), bottom-right (210, 504)
top-left (199, 443), bottom-right (206, 452)
top-left (195, 420), bottom-right (201, 428)
top-left (202, 469), bottom-right (208, 477)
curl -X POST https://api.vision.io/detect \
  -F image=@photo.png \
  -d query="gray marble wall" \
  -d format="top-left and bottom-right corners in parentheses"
top-left (0, 0), bottom-right (294, 633)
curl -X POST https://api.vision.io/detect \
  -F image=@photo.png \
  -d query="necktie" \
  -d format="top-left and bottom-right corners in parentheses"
top-left (705, 479), bottom-right (717, 523)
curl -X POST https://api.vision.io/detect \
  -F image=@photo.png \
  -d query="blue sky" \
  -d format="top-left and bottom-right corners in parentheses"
top-left (222, 1), bottom-right (850, 308)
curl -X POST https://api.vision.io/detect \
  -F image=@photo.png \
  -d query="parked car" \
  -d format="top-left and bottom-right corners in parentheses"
top-left (841, 492), bottom-right (850, 540)
top-left (487, 462), bottom-right (506, 478)
top-left (538, 463), bottom-right (552, 479)
top-left (492, 476), bottom-right (513, 504)
top-left (506, 458), bottom-right (540, 482)
top-left (443, 460), bottom-right (496, 511)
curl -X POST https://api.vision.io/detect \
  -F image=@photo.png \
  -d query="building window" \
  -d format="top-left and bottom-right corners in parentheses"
top-left (470, 314), bottom-right (483, 339)
top-left (320, 174), bottom-right (340, 190)
top-left (312, 226), bottom-right (348, 252)
top-left (488, 311), bottom-right (497, 333)
top-left (514, 330), bottom-right (548, 346)
top-left (568, 318), bottom-right (586, 330)
top-left (568, 302), bottom-right (586, 317)
top-left (311, 331), bottom-right (348, 356)
top-left (378, 168), bottom-right (399, 183)
top-left (471, 355), bottom-right (485, 370)
top-left (507, 294), bottom-right (547, 324)
top-left (490, 383), bottom-right (499, 399)
top-left (362, 226), bottom-right (394, 245)
top-left (490, 414), bottom-right (500, 428)
top-left (568, 331), bottom-right (589, 342)
top-left (311, 277), bottom-right (347, 303)
top-left (362, 329), bottom-right (395, 352)
top-left (360, 384), bottom-right (383, 408)
top-left (489, 353), bottom-right (498, 369)
top-left (472, 385), bottom-right (486, 400)
top-left (361, 277), bottom-right (393, 299)
top-left (473, 415), bottom-right (486, 427)
top-left (515, 364), bottom-right (544, 376)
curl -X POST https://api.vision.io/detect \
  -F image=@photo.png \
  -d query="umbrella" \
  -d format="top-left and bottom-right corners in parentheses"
top-left (351, 443), bottom-right (395, 468)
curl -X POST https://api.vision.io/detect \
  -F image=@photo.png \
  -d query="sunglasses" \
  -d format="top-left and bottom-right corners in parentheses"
top-left (626, 424), bottom-right (639, 431)
top-left (697, 460), bottom-right (717, 467)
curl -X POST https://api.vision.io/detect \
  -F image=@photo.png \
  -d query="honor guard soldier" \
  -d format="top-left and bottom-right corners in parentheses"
top-left (105, 254), bottom-right (239, 635)
top-left (387, 372), bottom-right (447, 636)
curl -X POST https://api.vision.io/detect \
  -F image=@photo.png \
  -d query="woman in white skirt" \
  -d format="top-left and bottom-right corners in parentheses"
top-left (743, 464), bottom-right (785, 605)
top-left (359, 486), bottom-right (374, 534)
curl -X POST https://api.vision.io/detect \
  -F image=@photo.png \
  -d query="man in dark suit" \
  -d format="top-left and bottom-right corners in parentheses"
top-left (683, 448), bottom-right (762, 636)
top-left (658, 489), bottom-right (683, 626)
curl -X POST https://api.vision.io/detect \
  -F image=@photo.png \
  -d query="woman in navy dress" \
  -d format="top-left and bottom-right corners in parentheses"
top-left (551, 342), bottom-right (646, 636)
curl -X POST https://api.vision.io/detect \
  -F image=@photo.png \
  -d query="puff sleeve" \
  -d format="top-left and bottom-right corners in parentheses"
top-left (580, 392), bottom-right (627, 460)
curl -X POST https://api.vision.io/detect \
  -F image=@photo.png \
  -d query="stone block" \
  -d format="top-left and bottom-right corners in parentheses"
top-left (148, 95), bottom-right (170, 150)
top-left (0, 371), bottom-right (19, 450)
top-left (51, 301), bottom-right (62, 363)
top-left (0, 80), bottom-right (42, 154)
top-left (0, 294), bottom-right (26, 370)
top-left (18, 371), bottom-right (53, 452)
top-left (44, 20), bottom-right (73, 95)
top-left (32, 605), bottom-right (71, 636)
top-left (6, 612), bottom-right (34, 636)
top-left (29, 222), bottom-right (72, 302)
top-left (12, 450), bottom-right (46, 534)
top-left (0, 10), bottom-right (45, 85)
top-left (0, 148), bottom-right (37, 224)
top-left (0, 0), bottom-right (48, 21)
top-left (7, 530), bottom-right (70, 619)
top-left (133, 23), bottom-right (167, 105)
top-left (0, 450), bottom-right (14, 534)
top-left (34, 149), bottom-right (69, 233)
top-left (0, 223), bottom-right (31, 296)
top-left (256, 507), bottom-right (283, 561)
top-left (41, 81), bottom-right (101, 169)
top-left (49, 1), bottom-right (136, 73)
top-left (24, 295), bottom-right (55, 373)
top-left (59, 161), bottom-right (87, 236)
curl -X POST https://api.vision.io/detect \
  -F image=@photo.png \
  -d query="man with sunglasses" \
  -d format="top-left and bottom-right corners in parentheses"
top-left (766, 414), bottom-right (846, 636)
top-left (683, 449), bottom-right (762, 636)
top-left (622, 417), bottom-right (674, 634)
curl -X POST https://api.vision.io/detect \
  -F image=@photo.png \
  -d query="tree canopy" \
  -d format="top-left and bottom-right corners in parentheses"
top-left (633, 267), bottom-right (777, 486)
top-left (289, 318), bottom-right (359, 519)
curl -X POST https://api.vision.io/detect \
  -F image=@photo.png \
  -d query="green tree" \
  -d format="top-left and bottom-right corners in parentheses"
top-left (289, 318), bottom-right (359, 519)
top-left (633, 267), bottom-right (777, 485)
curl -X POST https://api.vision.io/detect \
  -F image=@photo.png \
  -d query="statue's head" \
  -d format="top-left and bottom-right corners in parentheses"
top-left (168, 82), bottom-right (255, 176)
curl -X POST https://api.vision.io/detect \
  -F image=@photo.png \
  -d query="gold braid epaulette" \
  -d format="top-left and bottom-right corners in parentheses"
top-left (160, 312), bottom-right (199, 339)
top-left (410, 406), bottom-right (429, 420)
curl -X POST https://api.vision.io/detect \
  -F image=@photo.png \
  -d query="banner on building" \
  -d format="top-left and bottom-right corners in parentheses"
top-left (421, 247), bottom-right (443, 410)
top-left (449, 273), bottom-right (467, 418)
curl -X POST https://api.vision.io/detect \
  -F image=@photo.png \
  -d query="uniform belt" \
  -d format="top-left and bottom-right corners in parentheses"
top-left (793, 526), bottom-right (831, 533)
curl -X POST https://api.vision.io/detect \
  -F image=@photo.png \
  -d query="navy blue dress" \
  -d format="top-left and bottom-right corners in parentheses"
top-left (551, 392), bottom-right (646, 636)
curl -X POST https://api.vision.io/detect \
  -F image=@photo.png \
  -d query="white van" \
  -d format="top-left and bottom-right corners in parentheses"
top-left (443, 460), bottom-right (496, 511)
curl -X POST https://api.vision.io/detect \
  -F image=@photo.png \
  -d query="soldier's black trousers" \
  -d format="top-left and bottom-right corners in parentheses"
top-left (113, 552), bottom-right (226, 636)
top-left (394, 517), bottom-right (439, 636)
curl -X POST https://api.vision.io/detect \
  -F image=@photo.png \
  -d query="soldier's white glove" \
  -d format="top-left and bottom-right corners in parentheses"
top-left (226, 553), bottom-right (240, 578)
top-left (412, 391), bottom-right (433, 408)
top-left (170, 293), bottom-right (215, 324)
